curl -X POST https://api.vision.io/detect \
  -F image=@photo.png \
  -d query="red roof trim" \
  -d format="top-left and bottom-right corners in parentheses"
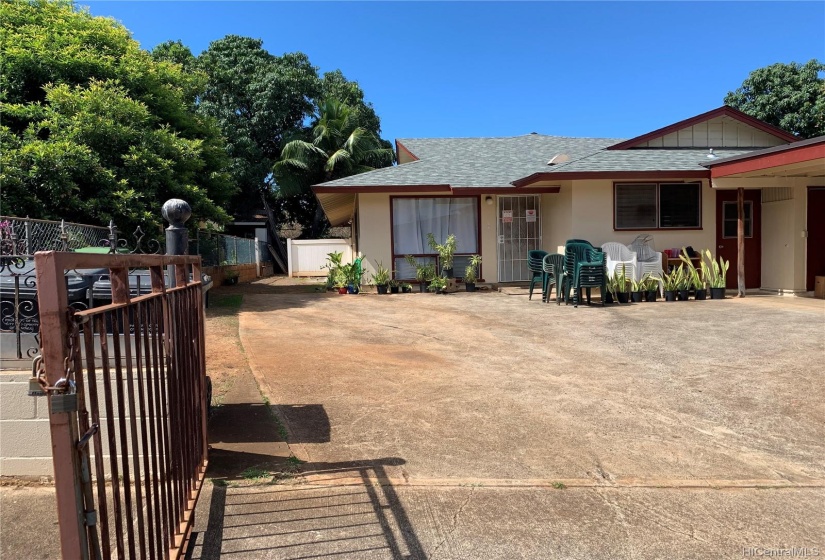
top-left (512, 170), bottom-right (709, 187)
top-left (452, 186), bottom-right (560, 195)
top-left (708, 141), bottom-right (825, 178)
top-left (313, 184), bottom-right (450, 194)
top-left (395, 140), bottom-right (419, 162)
top-left (605, 106), bottom-right (799, 150)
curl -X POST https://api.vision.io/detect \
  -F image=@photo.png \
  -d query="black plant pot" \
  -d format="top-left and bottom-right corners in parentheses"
top-left (710, 287), bottom-right (726, 299)
top-left (402, 286), bottom-right (412, 293)
top-left (630, 291), bottom-right (643, 303)
top-left (444, 268), bottom-right (454, 279)
top-left (678, 289), bottom-right (690, 301)
top-left (645, 290), bottom-right (658, 302)
top-left (419, 282), bottom-right (428, 293)
top-left (664, 290), bottom-right (677, 302)
top-left (694, 289), bottom-right (707, 301)
top-left (465, 282), bottom-right (476, 292)
top-left (390, 285), bottom-right (400, 294)
top-left (604, 292), bottom-right (614, 304)
top-left (377, 285), bottom-right (389, 294)
top-left (616, 292), bottom-right (629, 304)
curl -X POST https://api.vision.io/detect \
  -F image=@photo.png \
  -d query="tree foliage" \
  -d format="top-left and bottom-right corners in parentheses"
top-left (725, 59), bottom-right (825, 139)
top-left (0, 0), bottom-right (233, 231)
top-left (273, 99), bottom-right (394, 237)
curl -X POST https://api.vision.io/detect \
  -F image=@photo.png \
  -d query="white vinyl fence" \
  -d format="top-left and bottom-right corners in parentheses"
top-left (287, 238), bottom-right (353, 277)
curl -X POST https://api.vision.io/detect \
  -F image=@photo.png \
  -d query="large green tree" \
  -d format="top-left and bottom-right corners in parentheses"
top-left (273, 99), bottom-right (394, 237)
top-left (190, 35), bottom-right (321, 218)
top-left (725, 59), bottom-right (825, 139)
top-left (0, 0), bottom-right (233, 231)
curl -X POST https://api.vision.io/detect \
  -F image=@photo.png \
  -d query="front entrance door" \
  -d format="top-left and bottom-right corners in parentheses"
top-left (716, 189), bottom-right (761, 289)
top-left (497, 195), bottom-right (541, 282)
top-left (807, 187), bottom-right (825, 290)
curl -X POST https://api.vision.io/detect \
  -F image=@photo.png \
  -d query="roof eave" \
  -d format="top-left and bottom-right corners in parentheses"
top-left (512, 170), bottom-right (710, 187)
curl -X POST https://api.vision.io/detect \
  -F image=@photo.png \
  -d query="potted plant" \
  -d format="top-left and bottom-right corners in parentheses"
top-left (223, 269), bottom-right (239, 286)
top-left (389, 278), bottom-right (400, 294)
top-left (614, 264), bottom-right (630, 303)
top-left (401, 283), bottom-right (413, 293)
top-left (427, 233), bottom-right (457, 278)
top-left (341, 262), bottom-right (364, 294)
top-left (463, 254), bottom-right (482, 292)
top-left (662, 265), bottom-right (684, 301)
top-left (679, 248), bottom-right (706, 300)
top-left (406, 255), bottom-right (436, 292)
top-left (603, 273), bottom-right (616, 304)
top-left (644, 276), bottom-right (659, 302)
top-left (428, 276), bottom-right (448, 294)
top-left (322, 251), bottom-right (344, 291)
top-left (700, 249), bottom-right (729, 300)
top-left (333, 269), bottom-right (348, 294)
top-left (630, 273), bottom-right (648, 303)
top-left (677, 269), bottom-right (691, 301)
top-left (371, 261), bottom-right (391, 294)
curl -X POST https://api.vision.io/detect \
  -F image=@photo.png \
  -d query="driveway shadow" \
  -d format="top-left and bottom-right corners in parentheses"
top-left (188, 457), bottom-right (425, 560)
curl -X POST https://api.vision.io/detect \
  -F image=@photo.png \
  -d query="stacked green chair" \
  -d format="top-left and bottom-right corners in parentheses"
top-left (560, 242), bottom-right (592, 305)
top-left (527, 250), bottom-right (548, 300)
top-left (541, 253), bottom-right (565, 303)
top-left (572, 249), bottom-right (606, 307)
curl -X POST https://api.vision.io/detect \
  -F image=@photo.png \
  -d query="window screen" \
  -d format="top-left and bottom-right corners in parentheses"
top-left (615, 184), bottom-right (657, 229)
top-left (659, 183), bottom-right (701, 228)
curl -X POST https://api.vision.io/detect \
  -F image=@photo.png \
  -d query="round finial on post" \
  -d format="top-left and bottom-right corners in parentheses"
top-left (162, 199), bottom-right (192, 230)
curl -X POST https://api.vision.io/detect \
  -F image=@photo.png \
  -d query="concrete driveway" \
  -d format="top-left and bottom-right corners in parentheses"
top-left (223, 290), bottom-right (824, 559)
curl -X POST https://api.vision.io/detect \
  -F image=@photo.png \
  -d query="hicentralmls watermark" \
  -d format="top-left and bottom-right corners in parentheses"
top-left (743, 547), bottom-right (820, 557)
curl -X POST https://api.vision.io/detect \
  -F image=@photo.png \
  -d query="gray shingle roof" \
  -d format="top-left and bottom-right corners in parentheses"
top-left (545, 148), bottom-right (758, 174)
top-left (316, 135), bottom-right (620, 188)
top-left (313, 135), bottom-right (763, 189)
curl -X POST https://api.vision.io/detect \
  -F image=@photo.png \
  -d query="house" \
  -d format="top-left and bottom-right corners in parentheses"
top-left (312, 106), bottom-right (825, 294)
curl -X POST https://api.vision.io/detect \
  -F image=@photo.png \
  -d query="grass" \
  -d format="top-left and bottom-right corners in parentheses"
top-left (551, 481), bottom-right (567, 490)
top-left (260, 390), bottom-right (290, 442)
top-left (241, 466), bottom-right (271, 480)
top-left (210, 294), bottom-right (243, 309)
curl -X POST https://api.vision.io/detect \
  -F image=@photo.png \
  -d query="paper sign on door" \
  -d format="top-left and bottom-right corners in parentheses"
top-left (502, 210), bottom-right (513, 223)
top-left (525, 209), bottom-right (536, 222)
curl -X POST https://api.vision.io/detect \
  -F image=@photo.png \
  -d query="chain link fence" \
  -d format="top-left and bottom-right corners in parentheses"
top-left (191, 232), bottom-right (263, 266)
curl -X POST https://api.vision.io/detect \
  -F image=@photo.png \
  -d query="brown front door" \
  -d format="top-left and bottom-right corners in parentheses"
top-left (807, 187), bottom-right (825, 290)
top-left (716, 189), bottom-right (761, 289)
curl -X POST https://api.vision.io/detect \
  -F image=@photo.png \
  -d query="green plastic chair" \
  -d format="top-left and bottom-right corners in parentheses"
top-left (542, 253), bottom-right (564, 303)
top-left (560, 242), bottom-right (592, 305)
top-left (527, 250), bottom-right (548, 300)
top-left (572, 249), bottom-right (606, 307)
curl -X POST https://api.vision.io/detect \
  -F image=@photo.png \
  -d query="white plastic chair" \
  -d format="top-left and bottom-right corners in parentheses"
top-left (628, 235), bottom-right (663, 294)
top-left (601, 242), bottom-right (637, 281)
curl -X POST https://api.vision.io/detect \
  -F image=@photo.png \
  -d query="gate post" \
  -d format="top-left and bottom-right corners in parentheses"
top-left (34, 252), bottom-right (89, 559)
top-left (162, 199), bottom-right (191, 287)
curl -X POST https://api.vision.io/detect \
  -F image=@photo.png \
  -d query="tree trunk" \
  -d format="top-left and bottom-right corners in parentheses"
top-left (737, 187), bottom-right (745, 297)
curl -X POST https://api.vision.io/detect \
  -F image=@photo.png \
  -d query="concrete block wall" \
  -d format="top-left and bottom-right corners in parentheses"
top-left (1, 368), bottom-right (169, 477)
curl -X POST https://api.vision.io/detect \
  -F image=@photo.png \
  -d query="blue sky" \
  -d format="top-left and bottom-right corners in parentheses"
top-left (83, 1), bottom-right (824, 144)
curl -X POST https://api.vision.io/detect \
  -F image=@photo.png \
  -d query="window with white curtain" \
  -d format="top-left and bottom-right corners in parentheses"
top-left (391, 197), bottom-right (479, 279)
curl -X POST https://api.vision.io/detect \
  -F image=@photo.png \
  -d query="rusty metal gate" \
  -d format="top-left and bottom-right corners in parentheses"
top-left (34, 251), bottom-right (208, 559)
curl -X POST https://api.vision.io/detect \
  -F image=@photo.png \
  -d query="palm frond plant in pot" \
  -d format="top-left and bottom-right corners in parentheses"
top-left (389, 277), bottom-right (400, 294)
top-left (401, 283), bottom-right (413, 293)
top-left (614, 264), bottom-right (631, 303)
top-left (322, 251), bottom-right (344, 291)
top-left (662, 265), bottom-right (684, 301)
top-left (644, 275), bottom-right (660, 302)
top-left (463, 254), bottom-right (482, 292)
top-left (371, 261), bottom-right (391, 294)
top-left (427, 233), bottom-right (457, 278)
top-left (679, 248), bottom-right (706, 300)
top-left (701, 249), bottom-right (729, 299)
top-left (603, 273), bottom-right (617, 304)
top-left (333, 269), bottom-right (348, 294)
top-left (428, 276), bottom-right (448, 294)
top-left (406, 255), bottom-right (436, 292)
top-left (630, 273), bottom-right (648, 303)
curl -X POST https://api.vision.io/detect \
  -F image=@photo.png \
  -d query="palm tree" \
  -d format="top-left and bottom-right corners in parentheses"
top-left (273, 99), bottom-right (394, 236)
